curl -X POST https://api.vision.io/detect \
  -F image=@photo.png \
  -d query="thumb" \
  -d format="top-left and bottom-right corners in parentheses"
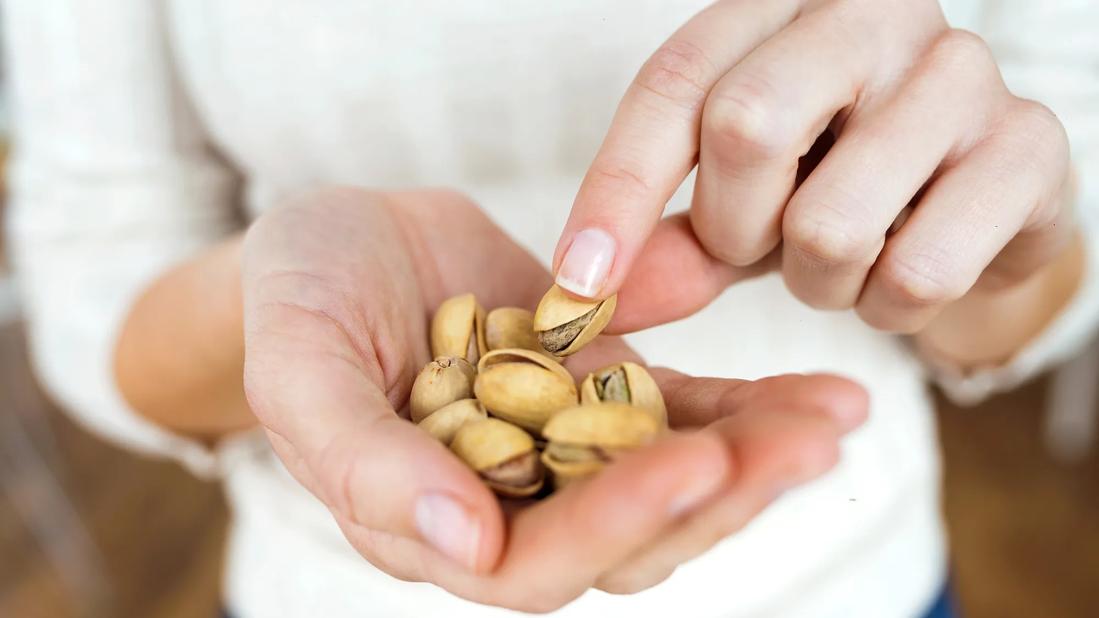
top-left (605, 213), bottom-right (778, 333)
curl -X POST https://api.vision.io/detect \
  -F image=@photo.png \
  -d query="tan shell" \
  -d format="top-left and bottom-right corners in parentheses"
top-left (430, 293), bottom-right (487, 364)
top-left (418, 399), bottom-right (487, 445)
top-left (451, 418), bottom-right (544, 497)
top-left (474, 356), bottom-right (577, 433)
top-left (542, 403), bottom-right (659, 450)
top-left (580, 362), bottom-right (667, 426)
top-left (409, 357), bottom-right (476, 423)
top-left (484, 307), bottom-right (544, 354)
top-left (532, 285), bottom-right (617, 356)
top-left (541, 403), bottom-right (659, 486)
top-left (477, 348), bottom-right (573, 383)
top-left (540, 449), bottom-right (604, 489)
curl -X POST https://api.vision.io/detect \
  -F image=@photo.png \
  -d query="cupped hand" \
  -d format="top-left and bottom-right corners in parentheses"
top-left (556, 0), bottom-right (1073, 334)
top-left (241, 187), bottom-right (867, 611)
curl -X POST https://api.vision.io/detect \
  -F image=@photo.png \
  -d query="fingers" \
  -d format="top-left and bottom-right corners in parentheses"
top-left (690, 2), bottom-right (895, 267)
top-left (857, 100), bottom-right (1071, 332)
top-left (607, 214), bottom-right (776, 333)
top-left (779, 31), bottom-right (992, 309)
top-left (653, 370), bottom-right (869, 431)
top-left (429, 431), bottom-right (733, 612)
top-left (595, 391), bottom-right (859, 594)
top-left (554, 0), bottom-right (804, 299)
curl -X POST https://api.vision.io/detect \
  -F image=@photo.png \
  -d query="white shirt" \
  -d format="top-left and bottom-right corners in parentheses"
top-left (5, 1), bottom-right (1099, 617)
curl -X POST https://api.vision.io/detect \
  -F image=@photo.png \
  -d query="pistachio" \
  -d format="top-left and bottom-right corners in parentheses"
top-left (484, 307), bottom-right (544, 354)
top-left (541, 403), bottom-right (659, 487)
top-left (533, 285), bottom-right (617, 356)
top-left (451, 418), bottom-right (544, 497)
top-left (418, 399), bottom-right (487, 445)
top-left (409, 357), bottom-right (476, 423)
top-left (474, 348), bottom-right (577, 433)
top-left (431, 293), bottom-right (487, 364)
top-left (580, 362), bottom-right (667, 427)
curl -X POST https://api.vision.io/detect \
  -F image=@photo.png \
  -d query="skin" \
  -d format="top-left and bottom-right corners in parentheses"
top-left (117, 188), bottom-right (866, 610)
top-left (554, 0), bottom-right (1082, 363)
top-left (113, 0), bottom-right (1086, 609)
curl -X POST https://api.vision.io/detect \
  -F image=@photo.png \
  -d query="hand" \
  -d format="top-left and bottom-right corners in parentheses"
top-left (555, 0), bottom-right (1073, 334)
top-left (241, 187), bottom-right (867, 611)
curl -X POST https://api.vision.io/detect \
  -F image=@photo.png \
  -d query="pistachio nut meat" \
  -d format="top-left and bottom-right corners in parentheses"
top-left (541, 403), bottom-right (659, 487)
top-left (451, 418), bottom-right (544, 498)
top-left (418, 398), bottom-right (487, 445)
top-left (409, 356), bottom-right (476, 423)
top-left (532, 285), bottom-right (616, 356)
top-left (473, 348), bottom-right (577, 433)
top-left (580, 362), bottom-right (667, 427)
top-left (430, 293), bottom-right (487, 364)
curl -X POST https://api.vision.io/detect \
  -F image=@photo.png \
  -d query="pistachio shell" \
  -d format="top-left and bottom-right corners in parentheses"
top-left (540, 449), bottom-right (604, 489)
top-left (430, 293), bottom-right (487, 363)
top-left (580, 362), bottom-right (667, 426)
top-left (477, 348), bottom-right (573, 383)
top-left (409, 357), bottom-right (476, 423)
top-left (418, 399), bottom-right (487, 444)
top-left (484, 307), bottom-right (543, 353)
top-left (451, 419), bottom-right (544, 497)
top-left (474, 361), bottom-right (577, 433)
top-left (533, 285), bottom-right (617, 356)
top-left (542, 403), bottom-right (659, 450)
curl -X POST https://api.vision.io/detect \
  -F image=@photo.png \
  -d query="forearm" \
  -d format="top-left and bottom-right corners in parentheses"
top-left (114, 233), bottom-right (254, 440)
top-left (914, 231), bottom-right (1086, 370)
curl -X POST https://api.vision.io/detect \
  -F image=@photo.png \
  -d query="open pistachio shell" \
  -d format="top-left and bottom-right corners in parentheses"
top-left (418, 399), bottom-right (487, 445)
top-left (451, 418), bottom-right (544, 497)
top-left (541, 403), bottom-right (658, 485)
top-left (580, 362), bottom-right (667, 427)
top-left (484, 307), bottom-right (544, 354)
top-left (409, 357), bottom-right (476, 423)
top-left (430, 293), bottom-right (487, 364)
top-left (474, 352), bottom-right (577, 433)
top-left (532, 285), bottom-right (617, 356)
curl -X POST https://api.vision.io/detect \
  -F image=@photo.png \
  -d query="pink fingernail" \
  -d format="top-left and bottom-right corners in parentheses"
top-left (556, 228), bottom-right (616, 298)
top-left (414, 492), bottom-right (482, 570)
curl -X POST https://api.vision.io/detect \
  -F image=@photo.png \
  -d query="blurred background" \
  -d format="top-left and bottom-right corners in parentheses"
top-left (1, 22), bottom-right (1098, 618)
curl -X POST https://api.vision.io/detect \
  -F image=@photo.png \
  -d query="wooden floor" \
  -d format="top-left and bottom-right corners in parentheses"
top-left (1, 319), bottom-right (1098, 617)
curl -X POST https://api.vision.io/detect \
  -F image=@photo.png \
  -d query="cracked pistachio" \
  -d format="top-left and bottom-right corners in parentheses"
top-left (532, 285), bottom-right (616, 356)
top-left (409, 356), bottom-right (476, 423)
top-left (473, 348), bottom-right (577, 433)
top-left (484, 307), bottom-right (545, 354)
top-left (418, 399), bottom-right (487, 445)
top-left (541, 403), bottom-right (659, 487)
top-left (451, 418), bottom-right (544, 498)
top-left (430, 293), bottom-right (487, 364)
top-left (580, 362), bottom-right (667, 427)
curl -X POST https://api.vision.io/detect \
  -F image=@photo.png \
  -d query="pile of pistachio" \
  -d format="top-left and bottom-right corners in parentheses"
top-left (412, 285), bottom-right (668, 498)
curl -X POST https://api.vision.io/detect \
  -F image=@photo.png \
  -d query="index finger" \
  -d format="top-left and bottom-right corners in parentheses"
top-left (553, 0), bottom-right (802, 299)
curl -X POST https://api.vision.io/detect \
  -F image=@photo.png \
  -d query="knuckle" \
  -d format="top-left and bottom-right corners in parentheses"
top-left (784, 210), bottom-right (874, 267)
top-left (880, 251), bottom-right (967, 307)
top-left (932, 29), bottom-right (994, 66)
top-left (1006, 100), bottom-right (1071, 164)
top-left (689, 209), bottom-right (775, 267)
top-left (704, 81), bottom-right (788, 160)
top-left (585, 158), bottom-right (653, 199)
top-left (635, 40), bottom-right (713, 111)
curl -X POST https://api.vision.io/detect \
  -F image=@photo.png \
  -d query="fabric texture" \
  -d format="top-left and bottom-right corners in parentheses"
top-left (3, 1), bottom-right (1097, 617)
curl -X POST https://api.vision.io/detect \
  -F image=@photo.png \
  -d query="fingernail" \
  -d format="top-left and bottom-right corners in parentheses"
top-left (414, 492), bottom-right (482, 570)
top-left (668, 472), bottom-right (725, 517)
top-left (556, 228), bottom-right (616, 298)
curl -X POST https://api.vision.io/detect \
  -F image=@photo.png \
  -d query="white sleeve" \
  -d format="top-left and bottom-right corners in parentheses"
top-left (929, 1), bottom-right (1099, 405)
top-left (3, 1), bottom-right (245, 475)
